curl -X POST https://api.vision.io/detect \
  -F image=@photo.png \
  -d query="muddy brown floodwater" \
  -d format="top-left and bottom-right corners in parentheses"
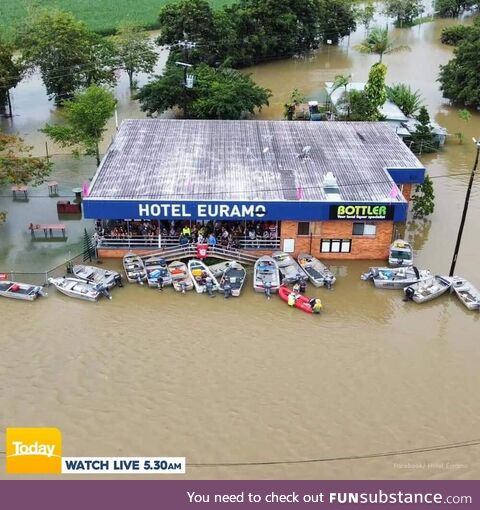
top-left (1, 17), bottom-right (479, 479)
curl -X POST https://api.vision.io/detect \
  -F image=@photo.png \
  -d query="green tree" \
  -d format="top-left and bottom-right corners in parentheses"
top-left (16, 9), bottom-right (117, 104)
top-left (440, 24), bottom-right (473, 45)
top-left (363, 63), bottom-right (387, 120)
top-left (435, 0), bottom-right (476, 17)
top-left (384, 0), bottom-right (425, 27)
top-left (284, 88), bottom-right (306, 120)
top-left (136, 63), bottom-right (271, 119)
top-left (356, 0), bottom-right (376, 32)
top-left (0, 133), bottom-right (52, 187)
top-left (41, 85), bottom-right (116, 165)
top-left (318, 0), bottom-right (357, 44)
top-left (409, 106), bottom-right (437, 154)
top-left (355, 26), bottom-right (410, 63)
top-left (412, 174), bottom-right (435, 219)
top-left (455, 108), bottom-right (472, 143)
top-left (438, 31), bottom-right (480, 107)
top-left (385, 83), bottom-right (423, 116)
top-left (0, 38), bottom-right (23, 117)
top-left (114, 24), bottom-right (158, 89)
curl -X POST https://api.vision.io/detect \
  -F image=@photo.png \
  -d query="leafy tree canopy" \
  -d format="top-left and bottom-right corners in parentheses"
top-left (408, 106), bottom-right (437, 154)
top-left (16, 9), bottom-right (117, 104)
top-left (136, 63), bottom-right (271, 119)
top-left (317, 0), bottom-right (357, 44)
top-left (41, 85), bottom-right (116, 165)
top-left (0, 37), bottom-right (24, 116)
top-left (355, 27), bottom-right (410, 63)
top-left (113, 23), bottom-right (158, 89)
top-left (436, 0), bottom-right (477, 17)
top-left (438, 27), bottom-right (480, 107)
top-left (0, 133), bottom-right (52, 187)
top-left (384, 0), bottom-right (424, 27)
top-left (386, 83), bottom-right (423, 116)
top-left (412, 174), bottom-right (435, 219)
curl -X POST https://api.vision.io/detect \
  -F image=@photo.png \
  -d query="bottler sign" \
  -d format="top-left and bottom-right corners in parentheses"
top-left (329, 204), bottom-right (394, 220)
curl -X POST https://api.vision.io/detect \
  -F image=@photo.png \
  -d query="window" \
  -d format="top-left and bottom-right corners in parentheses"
top-left (297, 222), bottom-right (310, 236)
top-left (321, 239), bottom-right (352, 253)
top-left (352, 223), bottom-right (376, 236)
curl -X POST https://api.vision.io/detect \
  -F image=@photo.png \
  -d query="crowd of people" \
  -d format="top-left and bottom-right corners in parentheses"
top-left (95, 220), bottom-right (280, 248)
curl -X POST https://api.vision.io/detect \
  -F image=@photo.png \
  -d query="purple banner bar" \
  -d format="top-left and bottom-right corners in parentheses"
top-left (1, 480), bottom-right (477, 509)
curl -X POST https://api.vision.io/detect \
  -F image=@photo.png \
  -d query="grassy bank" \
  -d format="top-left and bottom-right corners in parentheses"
top-left (0, 0), bottom-right (232, 38)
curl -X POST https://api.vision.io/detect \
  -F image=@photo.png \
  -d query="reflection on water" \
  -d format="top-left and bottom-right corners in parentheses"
top-left (1, 19), bottom-right (480, 480)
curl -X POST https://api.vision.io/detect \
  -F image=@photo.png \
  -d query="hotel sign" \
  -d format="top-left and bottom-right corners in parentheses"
top-left (138, 203), bottom-right (267, 219)
top-left (329, 205), bottom-right (394, 221)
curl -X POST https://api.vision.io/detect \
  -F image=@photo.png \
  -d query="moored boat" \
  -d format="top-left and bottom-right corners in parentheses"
top-left (219, 261), bottom-right (246, 297)
top-left (362, 266), bottom-right (431, 289)
top-left (389, 239), bottom-right (413, 267)
top-left (168, 261), bottom-right (194, 293)
top-left (272, 251), bottom-right (307, 283)
top-left (187, 259), bottom-right (219, 294)
top-left (123, 253), bottom-right (147, 284)
top-left (450, 277), bottom-right (480, 311)
top-left (278, 286), bottom-right (322, 314)
top-left (253, 256), bottom-right (280, 294)
top-left (48, 277), bottom-right (110, 302)
top-left (72, 264), bottom-right (122, 289)
top-left (144, 256), bottom-right (173, 287)
top-left (404, 275), bottom-right (452, 303)
top-left (297, 252), bottom-right (336, 287)
top-left (0, 280), bottom-right (47, 301)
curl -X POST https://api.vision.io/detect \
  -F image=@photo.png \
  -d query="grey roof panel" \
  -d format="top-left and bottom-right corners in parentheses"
top-left (88, 120), bottom-right (424, 202)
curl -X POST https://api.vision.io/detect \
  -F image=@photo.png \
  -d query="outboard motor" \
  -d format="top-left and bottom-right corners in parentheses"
top-left (157, 275), bottom-right (164, 291)
top-left (180, 281), bottom-right (187, 294)
top-left (324, 276), bottom-right (333, 289)
top-left (404, 286), bottom-right (415, 301)
top-left (205, 278), bottom-right (215, 297)
top-left (361, 270), bottom-right (373, 281)
top-left (98, 284), bottom-right (112, 300)
top-left (66, 261), bottom-right (73, 274)
top-left (114, 274), bottom-right (123, 288)
top-left (264, 281), bottom-right (272, 299)
top-left (299, 278), bottom-right (307, 293)
top-left (223, 282), bottom-right (232, 299)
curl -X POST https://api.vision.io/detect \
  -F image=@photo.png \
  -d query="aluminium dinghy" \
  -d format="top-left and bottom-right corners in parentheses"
top-left (404, 275), bottom-right (452, 303)
top-left (361, 266), bottom-right (431, 289)
top-left (297, 253), bottom-right (336, 288)
top-left (450, 277), bottom-right (480, 311)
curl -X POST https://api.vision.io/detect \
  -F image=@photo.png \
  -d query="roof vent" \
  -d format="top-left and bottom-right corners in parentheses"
top-left (298, 146), bottom-right (311, 160)
top-left (323, 172), bottom-right (342, 200)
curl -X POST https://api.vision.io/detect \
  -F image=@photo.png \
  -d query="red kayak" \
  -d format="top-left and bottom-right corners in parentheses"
top-left (279, 286), bottom-right (320, 314)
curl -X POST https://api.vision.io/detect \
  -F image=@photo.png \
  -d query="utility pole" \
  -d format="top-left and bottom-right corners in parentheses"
top-left (449, 138), bottom-right (480, 276)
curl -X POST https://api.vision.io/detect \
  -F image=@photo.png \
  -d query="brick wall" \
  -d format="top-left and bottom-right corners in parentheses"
top-left (401, 184), bottom-right (413, 202)
top-left (280, 220), bottom-right (394, 260)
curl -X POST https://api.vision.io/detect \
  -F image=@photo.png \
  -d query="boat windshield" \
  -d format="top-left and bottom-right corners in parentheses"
top-left (390, 250), bottom-right (412, 260)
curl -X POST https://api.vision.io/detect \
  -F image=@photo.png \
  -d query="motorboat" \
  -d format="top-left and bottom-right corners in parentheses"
top-left (450, 277), bottom-right (480, 311)
top-left (168, 261), bottom-right (194, 293)
top-left (187, 259), bottom-right (219, 294)
top-left (388, 239), bottom-right (413, 267)
top-left (361, 266), bottom-right (431, 289)
top-left (297, 252), bottom-right (336, 287)
top-left (123, 253), bottom-right (147, 284)
top-left (404, 275), bottom-right (452, 303)
top-left (72, 264), bottom-right (122, 289)
top-left (48, 277), bottom-right (110, 302)
top-left (0, 280), bottom-right (47, 301)
top-left (219, 261), bottom-right (246, 297)
top-left (143, 255), bottom-right (173, 287)
top-left (272, 251), bottom-right (307, 283)
top-left (278, 286), bottom-right (321, 314)
top-left (253, 256), bottom-right (280, 294)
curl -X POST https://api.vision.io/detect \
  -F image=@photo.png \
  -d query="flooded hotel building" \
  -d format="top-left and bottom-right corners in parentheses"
top-left (83, 119), bottom-right (425, 259)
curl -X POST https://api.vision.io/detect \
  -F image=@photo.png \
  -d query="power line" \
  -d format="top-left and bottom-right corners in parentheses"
top-left (0, 438), bottom-right (478, 466)
top-left (0, 171), bottom-right (473, 200)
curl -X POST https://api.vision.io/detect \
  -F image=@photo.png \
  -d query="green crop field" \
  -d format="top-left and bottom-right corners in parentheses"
top-left (0, 0), bottom-right (232, 39)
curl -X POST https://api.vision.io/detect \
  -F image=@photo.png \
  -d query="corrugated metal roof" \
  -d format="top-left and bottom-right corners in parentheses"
top-left (88, 120), bottom-right (423, 202)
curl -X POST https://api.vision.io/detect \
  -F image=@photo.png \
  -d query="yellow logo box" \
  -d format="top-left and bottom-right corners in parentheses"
top-left (6, 428), bottom-right (62, 474)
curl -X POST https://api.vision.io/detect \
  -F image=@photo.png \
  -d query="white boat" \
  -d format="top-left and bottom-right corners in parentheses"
top-left (389, 239), bottom-right (413, 267)
top-left (404, 275), bottom-right (452, 303)
top-left (123, 253), bottom-right (147, 284)
top-left (208, 260), bottom-right (235, 278)
top-left (143, 256), bottom-right (173, 287)
top-left (450, 277), bottom-right (480, 311)
top-left (297, 252), bottom-right (336, 287)
top-left (253, 256), bottom-right (280, 294)
top-left (168, 261), bottom-right (194, 292)
top-left (0, 280), bottom-right (47, 301)
top-left (48, 277), bottom-right (110, 302)
top-left (187, 259), bottom-right (219, 294)
top-left (361, 266), bottom-right (431, 289)
top-left (219, 261), bottom-right (246, 297)
top-left (272, 251), bottom-right (307, 283)
top-left (72, 265), bottom-right (122, 289)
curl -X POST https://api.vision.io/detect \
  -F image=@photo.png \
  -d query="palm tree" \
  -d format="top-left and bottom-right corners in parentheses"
top-left (354, 26), bottom-right (409, 63)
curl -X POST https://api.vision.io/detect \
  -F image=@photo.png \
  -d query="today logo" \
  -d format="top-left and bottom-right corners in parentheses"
top-left (6, 427), bottom-right (62, 474)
